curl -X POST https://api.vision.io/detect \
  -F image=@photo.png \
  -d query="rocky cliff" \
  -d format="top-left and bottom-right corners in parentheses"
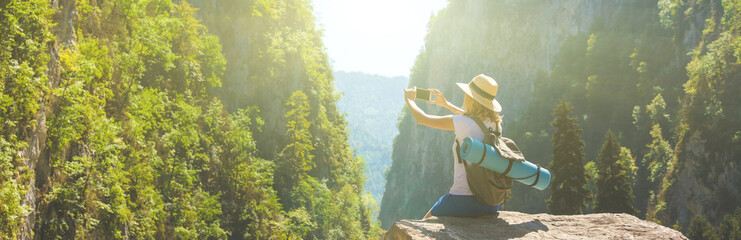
top-left (20, 0), bottom-right (74, 238)
top-left (649, 0), bottom-right (741, 228)
top-left (384, 211), bottom-right (687, 240)
top-left (380, 0), bottom-right (623, 229)
top-left (4, 0), bottom-right (377, 238)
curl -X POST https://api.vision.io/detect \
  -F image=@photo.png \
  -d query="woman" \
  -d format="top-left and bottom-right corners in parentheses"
top-left (403, 74), bottom-right (503, 218)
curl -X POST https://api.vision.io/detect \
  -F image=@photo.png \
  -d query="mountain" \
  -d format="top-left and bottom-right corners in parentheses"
top-left (1, 0), bottom-right (379, 239)
top-left (334, 71), bottom-right (409, 206)
top-left (379, 0), bottom-right (622, 229)
top-left (380, 0), bottom-right (741, 233)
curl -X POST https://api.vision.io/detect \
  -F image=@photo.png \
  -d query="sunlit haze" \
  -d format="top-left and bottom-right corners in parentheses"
top-left (313, 0), bottom-right (449, 78)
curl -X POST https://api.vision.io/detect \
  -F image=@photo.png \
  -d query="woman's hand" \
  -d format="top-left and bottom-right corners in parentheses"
top-left (428, 89), bottom-right (464, 115)
top-left (404, 88), bottom-right (416, 101)
top-left (404, 87), bottom-right (454, 131)
top-left (427, 89), bottom-right (447, 106)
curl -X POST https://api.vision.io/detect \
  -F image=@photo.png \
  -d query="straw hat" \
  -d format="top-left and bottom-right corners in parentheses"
top-left (456, 74), bottom-right (502, 112)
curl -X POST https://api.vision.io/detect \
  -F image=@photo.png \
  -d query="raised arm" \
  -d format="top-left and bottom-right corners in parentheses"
top-left (404, 88), bottom-right (454, 131)
top-left (428, 89), bottom-right (464, 115)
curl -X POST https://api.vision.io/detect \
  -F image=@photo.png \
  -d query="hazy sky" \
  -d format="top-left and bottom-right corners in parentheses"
top-left (312, 0), bottom-right (449, 78)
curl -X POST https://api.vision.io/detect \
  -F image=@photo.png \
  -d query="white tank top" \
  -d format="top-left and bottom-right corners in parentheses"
top-left (449, 115), bottom-right (501, 195)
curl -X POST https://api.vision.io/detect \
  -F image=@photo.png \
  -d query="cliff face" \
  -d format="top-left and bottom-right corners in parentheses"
top-left (648, 0), bottom-right (741, 228)
top-left (187, 0), bottom-right (336, 160)
top-left (20, 0), bottom-right (75, 238)
top-left (4, 0), bottom-right (376, 238)
top-left (379, 0), bottom-right (622, 229)
top-left (187, 0), bottom-right (366, 192)
top-left (384, 211), bottom-right (687, 239)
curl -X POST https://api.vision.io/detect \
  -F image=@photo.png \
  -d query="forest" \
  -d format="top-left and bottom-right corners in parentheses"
top-left (381, 0), bottom-right (741, 237)
top-left (1, 0), bottom-right (378, 239)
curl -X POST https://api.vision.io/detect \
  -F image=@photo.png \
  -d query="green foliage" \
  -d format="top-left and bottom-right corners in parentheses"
top-left (0, 137), bottom-right (30, 239)
top-left (193, 1), bottom-right (380, 236)
top-left (274, 90), bottom-right (380, 239)
top-left (25, 0), bottom-right (287, 239)
top-left (594, 130), bottom-right (637, 215)
top-left (619, 147), bottom-right (639, 191)
top-left (650, 0), bottom-right (741, 228)
top-left (2, 0), bottom-right (382, 239)
top-left (275, 90), bottom-right (315, 210)
top-left (719, 208), bottom-right (741, 240)
top-left (658, 0), bottom-right (686, 28)
top-left (492, 0), bottom-right (706, 221)
top-left (687, 214), bottom-right (719, 240)
top-left (0, 0), bottom-right (53, 137)
top-left (584, 161), bottom-right (598, 212)
top-left (547, 100), bottom-right (590, 215)
top-left (640, 123), bottom-right (674, 220)
top-left (0, 0), bottom-right (54, 238)
top-left (373, 0), bottom-right (740, 231)
top-left (645, 124), bottom-right (673, 186)
top-left (283, 91), bottom-right (315, 174)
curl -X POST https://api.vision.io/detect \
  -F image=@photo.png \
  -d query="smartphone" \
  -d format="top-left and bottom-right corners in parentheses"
top-left (416, 87), bottom-right (432, 102)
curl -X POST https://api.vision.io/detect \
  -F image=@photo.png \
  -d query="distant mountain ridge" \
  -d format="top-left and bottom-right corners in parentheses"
top-left (334, 71), bottom-right (409, 206)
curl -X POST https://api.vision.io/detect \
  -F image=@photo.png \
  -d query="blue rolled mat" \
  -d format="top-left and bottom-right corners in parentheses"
top-left (459, 137), bottom-right (551, 190)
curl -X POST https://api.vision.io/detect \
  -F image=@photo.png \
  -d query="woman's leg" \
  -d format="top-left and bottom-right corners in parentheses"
top-left (429, 194), bottom-right (499, 218)
top-left (455, 196), bottom-right (499, 217)
top-left (425, 194), bottom-right (449, 219)
top-left (423, 208), bottom-right (432, 219)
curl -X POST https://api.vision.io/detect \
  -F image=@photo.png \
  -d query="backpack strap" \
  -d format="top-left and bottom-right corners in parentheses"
top-left (455, 140), bottom-right (462, 164)
top-left (472, 116), bottom-right (515, 172)
top-left (502, 160), bottom-right (515, 176)
top-left (476, 145), bottom-right (487, 165)
top-left (471, 118), bottom-right (496, 139)
top-left (456, 139), bottom-right (488, 165)
top-left (527, 165), bottom-right (542, 187)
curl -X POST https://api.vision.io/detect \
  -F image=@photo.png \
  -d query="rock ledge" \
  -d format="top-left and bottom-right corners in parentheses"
top-left (384, 211), bottom-right (687, 240)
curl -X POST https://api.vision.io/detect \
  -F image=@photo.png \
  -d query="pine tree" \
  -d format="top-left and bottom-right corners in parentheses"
top-left (547, 99), bottom-right (590, 214)
top-left (594, 130), bottom-right (637, 215)
top-left (275, 90), bottom-right (315, 209)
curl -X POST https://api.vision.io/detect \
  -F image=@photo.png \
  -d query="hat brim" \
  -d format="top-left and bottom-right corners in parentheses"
top-left (456, 82), bottom-right (502, 112)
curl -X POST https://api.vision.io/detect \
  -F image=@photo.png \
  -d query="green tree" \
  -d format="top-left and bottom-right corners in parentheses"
top-left (275, 90), bottom-right (315, 210)
top-left (644, 124), bottom-right (673, 189)
top-left (687, 214), bottom-right (719, 240)
top-left (584, 161), bottom-right (598, 212)
top-left (35, 1), bottom-right (233, 239)
top-left (633, 92), bottom-right (673, 218)
top-left (0, 0), bottom-right (379, 239)
top-left (0, 0), bottom-right (53, 237)
top-left (653, 0), bottom-right (741, 227)
top-left (594, 130), bottom-right (637, 215)
top-left (719, 208), bottom-right (741, 240)
top-left (547, 99), bottom-right (590, 214)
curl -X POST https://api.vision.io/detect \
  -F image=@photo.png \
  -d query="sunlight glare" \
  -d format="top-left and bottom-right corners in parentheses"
top-left (313, 0), bottom-right (448, 77)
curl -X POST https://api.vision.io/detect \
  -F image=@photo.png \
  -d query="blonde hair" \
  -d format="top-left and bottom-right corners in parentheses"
top-left (463, 95), bottom-right (502, 126)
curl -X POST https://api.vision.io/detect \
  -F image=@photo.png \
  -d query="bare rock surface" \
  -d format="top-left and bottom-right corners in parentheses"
top-left (384, 211), bottom-right (687, 240)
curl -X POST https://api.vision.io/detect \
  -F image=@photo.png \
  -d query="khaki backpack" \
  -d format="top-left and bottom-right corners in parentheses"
top-left (454, 117), bottom-right (526, 207)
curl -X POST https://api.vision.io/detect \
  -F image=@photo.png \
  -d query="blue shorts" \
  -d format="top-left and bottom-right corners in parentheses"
top-left (430, 194), bottom-right (500, 217)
